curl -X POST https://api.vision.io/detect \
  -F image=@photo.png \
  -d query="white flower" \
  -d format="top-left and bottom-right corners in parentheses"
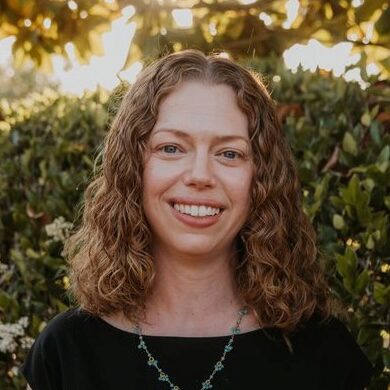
top-left (18, 317), bottom-right (29, 328)
top-left (0, 316), bottom-right (30, 353)
top-left (20, 336), bottom-right (35, 349)
top-left (0, 263), bottom-right (9, 274)
top-left (45, 216), bottom-right (74, 242)
top-left (0, 335), bottom-right (17, 353)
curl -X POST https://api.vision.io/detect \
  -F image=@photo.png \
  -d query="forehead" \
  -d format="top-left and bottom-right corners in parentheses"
top-left (152, 81), bottom-right (249, 139)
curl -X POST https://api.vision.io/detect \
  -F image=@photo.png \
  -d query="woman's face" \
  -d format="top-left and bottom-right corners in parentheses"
top-left (143, 80), bottom-right (254, 258)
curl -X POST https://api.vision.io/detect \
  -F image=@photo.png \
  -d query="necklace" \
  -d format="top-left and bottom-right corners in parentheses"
top-left (133, 306), bottom-right (249, 390)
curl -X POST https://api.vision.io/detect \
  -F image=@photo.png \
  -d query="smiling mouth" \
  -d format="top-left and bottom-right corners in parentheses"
top-left (169, 202), bottom-right (225, 218)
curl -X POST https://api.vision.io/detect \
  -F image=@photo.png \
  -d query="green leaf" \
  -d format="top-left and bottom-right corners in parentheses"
top-left (10, 248), bottom-right (27, 277)
top-left (355, 270), bottom-right (369, 295)
top-left (26, 248), bottom-right (40, 259)
top-left (373, 282), bottom-right (390, 305)
top-left (377, 161), bottom-right (389, 173)
top-left (339, 175), bottom-right (372, 225)
top-left (342, 132), bottom-right (358, 156)
top-left (330, 195), bottom-right (344, 209)
top-left (370, 105), bottom-right (380, 119)
top-left (333, 214), bottom-right (345, 230)
top-left (336, 247), bottom-right (358, 293)
top-left (377, 145), bottom-right (390, 164)
top-left (369, 121), bottom-right (381, 144)
top-left (314, 174), bottom-right (330, 201)
top-left (361, 111), bottom-right (371, 127)
top-left (0, 291), bottom-right (12, 308)
top-left (357, 326), bottom-right (379, 345)
top-left (366, 234), bottom-right (375, 249)
top-left (120, 43), bottom-right (143, 71)
top-left (340, 175), bottom-right (360, 205)
top-left (362, 178), bottom-right (375, 192)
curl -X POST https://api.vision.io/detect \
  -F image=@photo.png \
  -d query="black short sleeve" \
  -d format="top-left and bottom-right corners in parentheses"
top-left (321, 317), bottom-right (375, 390)
top-left (337, 321), bottom-right (375, 390)
top-left (19, 318), bottom-right (63, 390)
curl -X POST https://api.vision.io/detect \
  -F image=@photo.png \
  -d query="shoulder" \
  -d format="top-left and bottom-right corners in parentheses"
top-left (30, 306), bottom-right (97, 354)
top-left (20, 307), bottom-right (99, 387)
top-left (38, 307), bottom-right (91, 339)
top-left (20, 307), bottom-right (90, 389)
top-left (293, 313), bottom-right (355, 338)
top-left (293, 313), bottom-right (366, 354)
top-left (292, 314), bottom-right (375, 388)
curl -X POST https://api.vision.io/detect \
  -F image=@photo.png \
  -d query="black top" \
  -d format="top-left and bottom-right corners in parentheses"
top-left (20, 307), bottom-right (374, 390)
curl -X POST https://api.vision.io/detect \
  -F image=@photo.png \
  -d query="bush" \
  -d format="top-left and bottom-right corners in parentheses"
top-left (0, 87), bottom-right (110, 388)
top-left (0, 59), bottom-right (388, 389)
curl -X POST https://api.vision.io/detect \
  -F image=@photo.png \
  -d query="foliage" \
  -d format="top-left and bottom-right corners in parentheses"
top-left (122, 0), bottom-right (390, 76)
top-left (247, 56), bottom-right (390, 389)
top-left (1, 0), bottom-right (390, 75)
top-left (0, 87), bottom-right (109, 388)
top-left (0, 0), bottom-right (121, 72)
top-left (0, 57), bottom-right (389, 389)
top-left (0, 62), bottom-right (59, 101)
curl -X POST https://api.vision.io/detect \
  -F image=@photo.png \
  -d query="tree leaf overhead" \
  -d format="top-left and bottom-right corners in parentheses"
top-left (1, 0), bottom-right (389, 74)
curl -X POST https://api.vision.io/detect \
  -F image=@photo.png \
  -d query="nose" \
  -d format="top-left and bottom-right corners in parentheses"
top-left (183, 149), bottom-right (216, 188)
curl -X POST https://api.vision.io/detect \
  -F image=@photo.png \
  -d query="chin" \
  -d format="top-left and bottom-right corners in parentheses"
top-left (168, 236), bottom-right (222, 257)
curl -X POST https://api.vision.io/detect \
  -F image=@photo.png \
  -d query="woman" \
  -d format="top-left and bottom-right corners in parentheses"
top-left (21, 49), bottom-right (374, 390)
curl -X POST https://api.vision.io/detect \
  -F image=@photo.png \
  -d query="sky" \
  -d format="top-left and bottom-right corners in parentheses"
top-left (0, 0), bottom-right (380, 96)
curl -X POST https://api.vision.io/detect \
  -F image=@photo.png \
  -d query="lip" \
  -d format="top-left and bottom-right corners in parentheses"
top-left (169, 203), bottom-right (224, 228)
top-left (168, 196), bottom-right (226, 209)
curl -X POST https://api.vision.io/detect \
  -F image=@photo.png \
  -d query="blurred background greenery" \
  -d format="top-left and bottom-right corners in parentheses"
top-left (0, 0), bottom-right (389, 389)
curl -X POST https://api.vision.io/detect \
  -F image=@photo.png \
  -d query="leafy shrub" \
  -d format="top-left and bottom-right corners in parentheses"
top-left (249, 57), bottom-right (389, 389)
top-left (0, 88), bottom-right (110, 388)
top-left (0, 59), bottom-right (388, 389)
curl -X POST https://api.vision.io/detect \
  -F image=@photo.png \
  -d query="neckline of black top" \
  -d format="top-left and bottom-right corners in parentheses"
top-left (94, 313), bottom-right (269, 340)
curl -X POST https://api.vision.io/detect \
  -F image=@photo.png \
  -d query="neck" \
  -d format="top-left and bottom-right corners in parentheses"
top-left (140, 246), bottom-right (244, 336)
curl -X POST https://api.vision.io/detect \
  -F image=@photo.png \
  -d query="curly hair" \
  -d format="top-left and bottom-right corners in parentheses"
top-left (64, 49), bottom-right (344, 342)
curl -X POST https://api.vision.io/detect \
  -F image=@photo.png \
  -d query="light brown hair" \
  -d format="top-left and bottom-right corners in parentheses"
top-left (64, 49), bottom-right (344, 343)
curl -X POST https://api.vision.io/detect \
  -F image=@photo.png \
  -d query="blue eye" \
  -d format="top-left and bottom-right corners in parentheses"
top-left (160, 145), bottom-right (180, 154)
top-left (158, 145), bottom-right (243, 160)
top-left (221, 150), bottom-right (242, 160)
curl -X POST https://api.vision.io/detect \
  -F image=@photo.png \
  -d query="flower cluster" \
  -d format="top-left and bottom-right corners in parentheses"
top-left (0, 316), bottom-right (34, 353)
top-left (45, 216), bottom-right (73, 242)
top-left (0, 262), bottom-right (9, 274)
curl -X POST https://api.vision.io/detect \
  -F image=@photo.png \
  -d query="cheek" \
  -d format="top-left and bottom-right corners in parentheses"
top-left (142, 162), bottom-right (159, 206)
top-left (142, 159), bottom-right (179, 200)
top-left (221, 168), bottom-right (253, 205)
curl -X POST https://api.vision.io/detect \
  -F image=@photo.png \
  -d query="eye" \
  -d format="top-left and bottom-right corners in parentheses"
top-left (219, 150), bottom-right (243, 160)
top-left (158, 144), bottom-right (181, 154)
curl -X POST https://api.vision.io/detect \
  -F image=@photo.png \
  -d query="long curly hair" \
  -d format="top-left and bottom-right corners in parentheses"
top-left (64, 49), bottom-right (343, 341)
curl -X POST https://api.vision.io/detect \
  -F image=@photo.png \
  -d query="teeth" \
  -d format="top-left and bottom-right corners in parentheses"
top-left (173, 203), bottom-right (221, 217)
top-left (191, 205), bottom-right (199, 216)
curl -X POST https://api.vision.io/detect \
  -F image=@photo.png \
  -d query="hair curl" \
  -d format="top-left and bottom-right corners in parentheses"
top-left (64, 49), bottom-right (344, 343)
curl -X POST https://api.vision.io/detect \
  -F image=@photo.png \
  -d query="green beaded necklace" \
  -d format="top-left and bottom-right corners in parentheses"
top-left (133, 306), bottom-right (248, 390)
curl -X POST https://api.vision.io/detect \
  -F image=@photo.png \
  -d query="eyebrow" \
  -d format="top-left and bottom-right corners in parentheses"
top-left (152, 128), bottom-right (249, 144)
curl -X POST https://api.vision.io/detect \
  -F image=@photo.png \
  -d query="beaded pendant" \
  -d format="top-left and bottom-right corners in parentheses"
top-left (134, 306), bottom-right (248, 390)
